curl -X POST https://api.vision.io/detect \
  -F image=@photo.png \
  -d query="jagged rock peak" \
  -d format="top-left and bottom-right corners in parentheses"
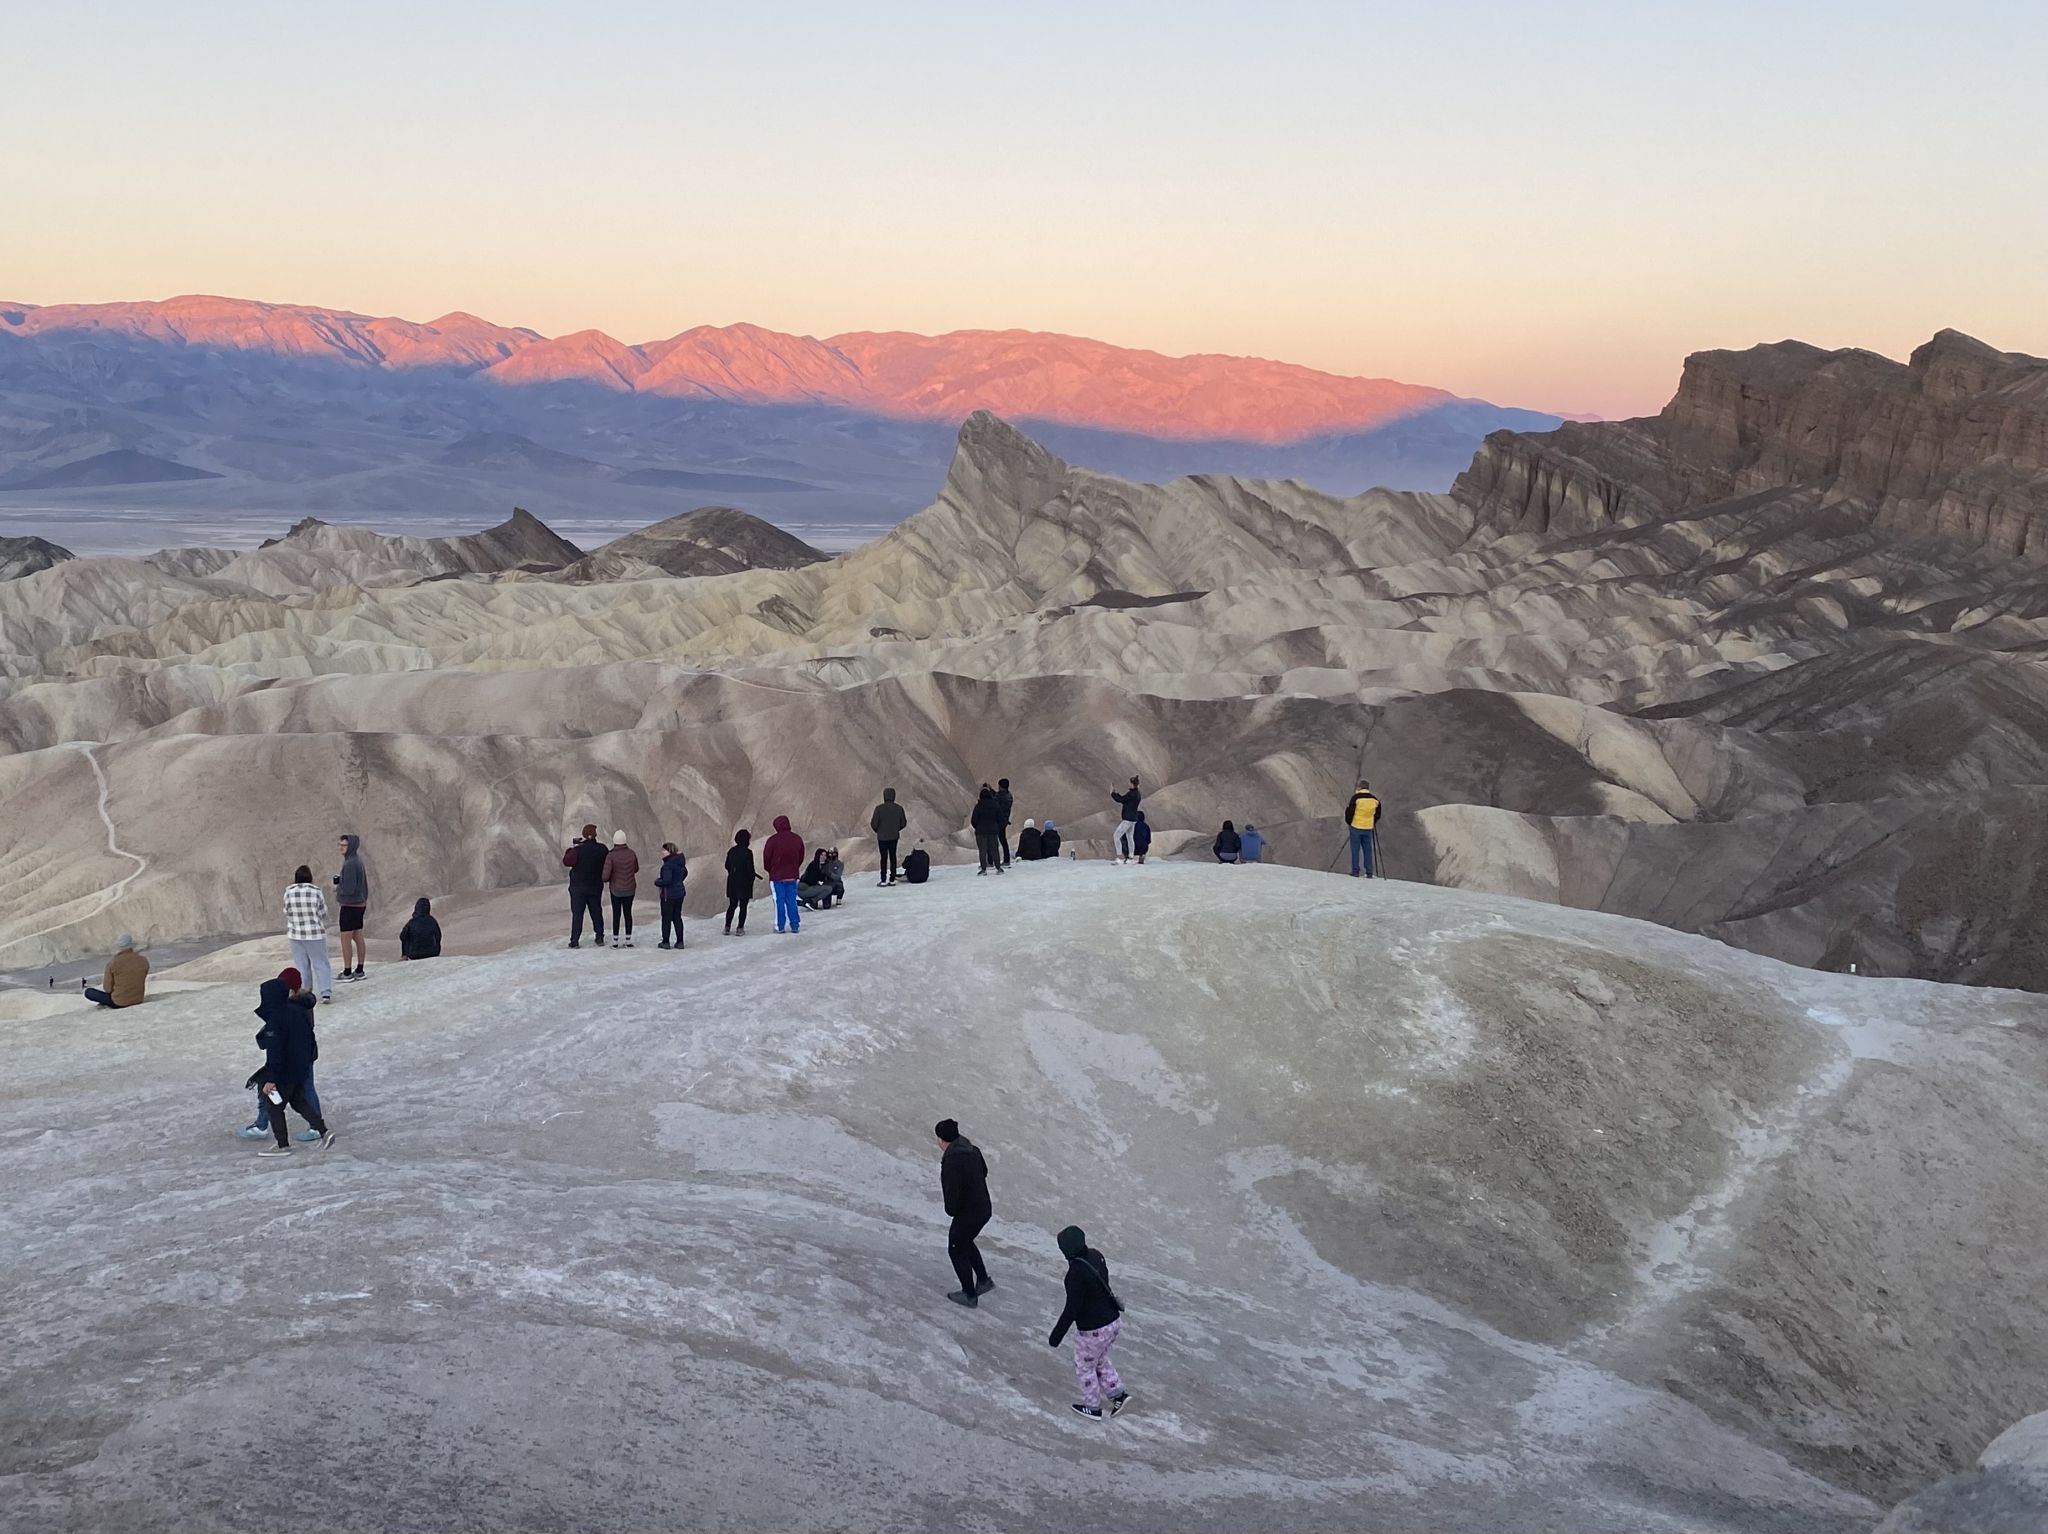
top-left (0, 531), bottom-right (74, 580)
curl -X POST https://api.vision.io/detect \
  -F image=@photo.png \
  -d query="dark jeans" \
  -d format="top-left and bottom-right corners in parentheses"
top-left (1349, 826), bottom-right (1378, 878)
top-left (660, 897), bottom-right (684, 946)
top-left (611, 893), bottom-right (634, 936)
top-left (948, 1211), bottom-right (991, 1293)
top-left (877, 839), bottom-right (899, 883)
top-left (267, 1080), bottom-right (327, 1148)
top-left (256, 1065), bottom-right (319, 1131)
top-left (976, 831), bottom-right (1002, 871)
top-left (725, 895), bottom-right (750, 932)
top-left (998, 827), bottom-right (1012, 865)
top-left (84, 988), bottom-right (122, 1008)
top-left (569, 886), bottom-right (604, 945)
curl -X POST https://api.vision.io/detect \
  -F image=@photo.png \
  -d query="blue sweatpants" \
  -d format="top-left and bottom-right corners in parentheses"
top-left (772, 880), bottom-right (801, 932)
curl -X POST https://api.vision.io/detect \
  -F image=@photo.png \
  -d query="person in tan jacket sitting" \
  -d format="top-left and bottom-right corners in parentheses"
top-left (83, 933), bottom-right (148, 1008)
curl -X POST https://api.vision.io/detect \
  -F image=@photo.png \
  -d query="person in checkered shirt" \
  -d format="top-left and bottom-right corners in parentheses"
top-left (283, 864), bottom-right (335, 1001)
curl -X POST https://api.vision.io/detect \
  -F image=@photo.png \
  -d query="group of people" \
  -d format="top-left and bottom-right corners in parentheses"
top-left (936, 1119), bottom-right (1129, 1421)
top-left (968, 778), bottom-right (1066, 873)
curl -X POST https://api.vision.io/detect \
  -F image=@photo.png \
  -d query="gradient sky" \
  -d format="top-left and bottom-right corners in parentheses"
top-left (5, 0), bottom-right (2044, 417)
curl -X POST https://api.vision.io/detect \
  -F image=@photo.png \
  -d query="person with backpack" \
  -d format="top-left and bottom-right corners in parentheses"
top-left (602, 831), bottom-right (641, 947)
top-left (283, 865), bottom-right (335, 1001)
top-left (970, 786), bottom-right (1005, 875)
top-left (1040, 820), bottom-right (1062, 860)
top-left (936, 1118), bottom-right (994, 1307)
top-left (1213, 821), bottom-right (1242, 863)
top-left (1110, 778), bottom-right (1142, 863)
top-left (399, 898), bottom-right (441, 959)
top-left (995, 778), bottom-right (1015, 866)
top-left (1240, 823), bottom-right (1265, 863)
top-left (902, 842), bottom-right (932, 884)
top-left (1344, 780), bottom-right (1383, 878)
top-left (1016, 819), bottom-right (1044, 861)
top-left (655, 842), bottom-right (688, 949)
top-left (870, 788), bottom-right (908, 887)
top-left (762, 815), bottom-right (806, 934)
top-left (248, 967), bottom-right (336, 1156)
top-left (563, 824), bottom-right (608, 948)
top-left (1048, 1225), bottom-right (1127, 1419)
top-left (238, 967), bottom-right (324, 1142)
top-left (723, 829), bottom-right (762, 935)
top-left (1131, 810), bottom-right (1152, 865)
top-left (333, 833), bottom-right (370, 983)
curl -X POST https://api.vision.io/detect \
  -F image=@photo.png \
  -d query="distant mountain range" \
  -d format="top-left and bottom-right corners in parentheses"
top-left (0, 295), bottom-right (1564, 552)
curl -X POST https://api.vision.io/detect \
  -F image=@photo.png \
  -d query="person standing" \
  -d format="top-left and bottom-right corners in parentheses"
top-left (1132, 810), bottom-right (1152, 865)
top-left (723, 829), bottom-right (761, 935)
top-left (334, 834), bottom-right (370, 982)
top-left (1344, 780), bottom-right (1383, 878)
top-left (970, 786), bottom-right (1005, 875)
top-left (936, 1118), bottom-right (994, 1307)
top-left (283, 866), bottom-right (335, 1002)
top-left (250, 968), bottom-right (335, 1156)
top-left (656, 842), bottom-right (688, 950)
top-left (602, 830), bottom-right (641, 947)
top-left (82, 934), bottom-right (148, 1008)
top-left (1048, 1225), bottom-right (1127, 1419)
top-left (1110, 777), bottom-right (1142, 863)
top-left (995, 778), bottom-right (1015, 867)
top-left (399, 898), bottom-right (441, 959)
top-left (239, 967), bottom-right (323, 1142)
top-left (1240, 823), bottom-right (1264, 863)
top-left (870, 787), bottom-right (908, 887)
top-left (1213, 821), bottom-right (1242, 863)
top-left (761, 815), bottom-right (805, 934)
top-left (563, 824), bottom-right (608, 948)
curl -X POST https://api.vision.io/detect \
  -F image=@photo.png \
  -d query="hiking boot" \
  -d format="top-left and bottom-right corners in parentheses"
top-left (973, 1277), bottom-right (995, 1296)
top-left (257, 1144), bottom-right (292, 1157)
top-left (945, 1290), bottom-right (979, 1309)
top-left (1069, 1403), bottom-right (1103, 1420)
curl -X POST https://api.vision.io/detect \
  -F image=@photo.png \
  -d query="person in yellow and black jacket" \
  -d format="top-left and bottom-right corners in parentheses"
top-left (1344, 780), bottom-right (1383, 878)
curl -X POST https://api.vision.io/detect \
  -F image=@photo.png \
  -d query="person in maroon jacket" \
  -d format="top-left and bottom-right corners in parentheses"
top-left (761, 814), bottom-right (806, 934)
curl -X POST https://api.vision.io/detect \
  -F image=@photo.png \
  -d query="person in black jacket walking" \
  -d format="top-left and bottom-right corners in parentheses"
top-left (995, 778), bottom-right (1015, 866)
top-left (970, 786), bottom-right (1006, 875)
top-left (1048, 1225), bottom-right (1127, 1418)
top-left (936, 1118), bottom-right (994, 1306)
top-left (870, 788), bottom-right (908, 887)
top-left (249, 974), bottom-right (335, 1156)
top-left (723, 829), bottom-right (762, 935)
top-left (563, 824), bottom-right (608, 948)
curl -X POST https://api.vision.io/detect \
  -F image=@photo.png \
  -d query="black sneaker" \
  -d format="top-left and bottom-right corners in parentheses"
top-left (1108, 1392), bottom-right (1130, 1416)
top-left (568, 941), bottom-right (580, 949)
top-left (945, 1290), bottom-right (979, 1309)
top-left (658, 941), bottom-right (671, 949)
top-left (1070, 1403), bottom-right (1103, 1420)
top-left (973, 1277), bottom-right (995, 1296)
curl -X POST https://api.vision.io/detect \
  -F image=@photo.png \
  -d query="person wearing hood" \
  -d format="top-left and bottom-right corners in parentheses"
top-left (1111, 777), bottom-right (1142, 863)
top-left (1132, 809), bottom-right (1153, 865)
top-left (995, 778), bottom-right (1015, 866)
top-left (1016, 819), bottom-right (1044, 861)
top-left (1048, 1225), bottom-right (1127, 1419)
top-left (83, 934), bottom-right (148, 1008)
top-left (935, 1118), bottom-right (994, 1307)
top-left (399, 898), bottom-right (442, 959)
top-left (1040, 820), bottom-right (1062, 859)
top-left (283, 864), bottom-right (336, 1001)
top-left (248, 967), bottom-right (335, 1155)
top-left (824, 847), bottom-right (846, 903)
top-left (902, 842), bottom-right (932, 885)
top-left (870, 788), bottom-right (908, 887)
top-left (563, 823), bottom-right (608, 949)
top-left (1213, 820), bottom-right (1242, 864)
top-left (761, 815), bottom-right (806, 934)
top-left (655, 842), bottom-right (688, 950)
top-left (334, 833), bottom-right (370, 983)
top-left (1240, 824), bottom-right (1265, 863)
top-left (239, 968), bottom-right (323, 1142)
top-left (970, 785), bottom-right (1005, 875)
top-left (799, 849), bottom-right (837, 911)
top-left (723, 829), bottom-right (762, 935)
top-left (602, 831), bottom-right (641, 948)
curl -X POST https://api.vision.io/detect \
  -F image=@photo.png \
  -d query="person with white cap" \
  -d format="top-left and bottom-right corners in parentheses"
top-left (601, 830), bottom-right (641, 947)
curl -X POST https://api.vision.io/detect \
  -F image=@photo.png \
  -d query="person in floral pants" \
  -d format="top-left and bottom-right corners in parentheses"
top-left (1047, 1225), bottom-right (1129, 1419)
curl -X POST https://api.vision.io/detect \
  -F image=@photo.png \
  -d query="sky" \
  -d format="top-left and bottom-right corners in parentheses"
top-left (4, 0), bottom-right (2044, 418)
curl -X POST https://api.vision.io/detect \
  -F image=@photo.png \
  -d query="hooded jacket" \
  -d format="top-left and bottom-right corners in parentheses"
top-left (1214, 826), bottom-right (1241, 858)
top-left (400, 898), bottom-right (442, 959)
top-left (602, 842), bottom-right (641, 894)
top-left (335, 834), bottom-right (369, 907)
top-left (1041, 822), bottom-right (1061, 858)
top-left (969, 792), bottom-right (1003, 835)
top-left (252, 978), bottom-right (319, 1089)
top-left (869, 789), bottom-right (907, 842)
top-left (1132, 812), bottom-right (1152, 854)
top-left (800, 851), bottom-right (832, 892)
top-left (1240, 826), bottom-right (1264, 862)
top-left (903, 847), bottom-right (931, 883)
top-left (940, 1136), bottom-right (992, 1221)
top-left (724, 838), bottom-right (760, 899)
top-left (761, 816), bottom-right (805, 883)
top-left (656, 851), bottom-right (688, 901)
top-left (1048, 1226), bottom-right (1123, 1345)
top-left (564, 835), bottom-right (608, 891)
top-left (103, 946), bottom-right (149, 1007)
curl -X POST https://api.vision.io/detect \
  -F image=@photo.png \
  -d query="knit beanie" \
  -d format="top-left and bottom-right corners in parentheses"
top-left (280, 967), bottom-right (303, 991)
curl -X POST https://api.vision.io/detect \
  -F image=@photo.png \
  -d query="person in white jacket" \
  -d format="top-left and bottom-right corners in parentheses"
top-left (283, 864), bottom-right (335, 1001)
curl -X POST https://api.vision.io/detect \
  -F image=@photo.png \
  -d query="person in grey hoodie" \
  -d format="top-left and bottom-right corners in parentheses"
top-left (870, 788), bottom-right (909, 887)
top-left (334, 833), bottom-right (369, 982)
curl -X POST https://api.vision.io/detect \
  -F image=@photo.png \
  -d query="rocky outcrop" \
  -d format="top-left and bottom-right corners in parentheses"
top-left (1455, 329), bottom-right (2048, 560)
top-left (0, 532), bottom-right (72, 580)
top-left (551, 506), bottom-right (825, 582)
top-left (1877, 1413), bottom-right (2048, 1532)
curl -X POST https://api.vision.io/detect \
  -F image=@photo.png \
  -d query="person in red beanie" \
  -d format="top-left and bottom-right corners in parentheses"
top-left (760, 815), bottom-right (806, 934)
top-left (238, 967), bottom-right (323, 1141)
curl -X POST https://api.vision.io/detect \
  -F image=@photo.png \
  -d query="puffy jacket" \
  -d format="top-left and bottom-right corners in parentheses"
top-left (656, 851), bottom-right (688, 899)
top-left (1041, 824), bottom-right (1062, 859)
top-left (103, 948), bottom-right (149, 1007)
top-left (1345, 791), bottom-right (1382, 830)
top-left (564, 837), bottom-right (608, 890)
top-left (602, 844), bottom-right (641, 894)
top-left (970, 794), bottom-right (1003, 834)
top-left (399, 898), bottom-right (442, 959)
top-left (1016, 826), bottom-right (1044, 860)
top-left (335, 834), bottom-right (369, 906)
top-left (761, 816), bottom-right (805, 883)
top-left (870, 790), bottom-right (908, 841)
top-left (940, 1137), bottom-right (992, 1221)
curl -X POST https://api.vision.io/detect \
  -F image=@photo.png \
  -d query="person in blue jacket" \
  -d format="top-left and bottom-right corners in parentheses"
top-left (1239, 824), bottom-right (1265, 863)
top-left (655, 842), bottom-right (688, 949)
top-left (1131, 810), bottom-right (1152, 865)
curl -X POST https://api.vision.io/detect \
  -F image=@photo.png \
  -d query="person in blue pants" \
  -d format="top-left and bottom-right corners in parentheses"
top-left (761, 815), bottom-right (806, 934)
top-left (1344, 781), bottom-right (1382, 878)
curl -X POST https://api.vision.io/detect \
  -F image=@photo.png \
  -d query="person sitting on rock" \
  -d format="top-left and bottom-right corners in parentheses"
top-left (83, 933), bottom-right (148, 1009)
top-left (1040, 820), bottom-right (1062, 860)
top-left (1016, 819), bottom-right (1044, 861)
top-left (400, 897), bottom-right (442, 959)
top-left (903, 842), bottom-right (932, 884)
top-left (1239, 823), bottom-right (1264, 863)
top-left (1214, 820), bottom-right (1242, 863)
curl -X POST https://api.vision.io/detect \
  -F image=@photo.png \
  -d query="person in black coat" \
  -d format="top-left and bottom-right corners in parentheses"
top-left (1213, 821), bottom-right (1242, 864)
top-left (995, 778), bottom-right (1015, 866)
top-left (970, 787), bottom-right (1005, 876)
top-left (248, 975), bottom-right (333, 1154)
top-left (936, 1118), bottom-right (994, 1306)
top-left (1016, 820), bottom-right (1044, 861)
top-left (724, 829), bottom-right (762, 935)
top-left (562, 823), bottom-right (609, 948)
top-left (1040, 821), bottom-right (1062, 860)
top-left (902, 843), bottom-right (932, 884)
top-left (400, 897), bottom-right (442, 959)
top-left (1048, 1224), bottom-right (1126, 1418)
